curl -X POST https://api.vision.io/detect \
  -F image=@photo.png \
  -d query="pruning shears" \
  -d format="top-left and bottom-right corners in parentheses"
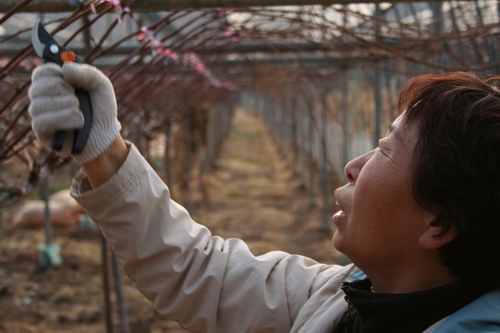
top-left (31, 19), bottom-right (92, 154)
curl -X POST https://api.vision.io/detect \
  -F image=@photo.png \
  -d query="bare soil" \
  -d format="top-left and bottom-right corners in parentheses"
top-left (0, 109), bottom-right (342, 333)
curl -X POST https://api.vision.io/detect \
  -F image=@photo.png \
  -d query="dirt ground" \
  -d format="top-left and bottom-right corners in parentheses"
top-left (0, 109), bottom-right (344, 332)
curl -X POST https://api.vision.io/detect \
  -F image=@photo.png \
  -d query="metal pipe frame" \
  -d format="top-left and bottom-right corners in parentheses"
top-left (0, 0), bottom-right (456, 13)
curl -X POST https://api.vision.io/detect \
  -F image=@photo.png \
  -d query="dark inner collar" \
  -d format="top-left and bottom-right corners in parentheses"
top-left (341, 278), bottom-right (490, 333)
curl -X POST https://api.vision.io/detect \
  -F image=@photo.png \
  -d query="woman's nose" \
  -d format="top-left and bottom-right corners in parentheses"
top-left (344, 150), bottom-right (373, 183)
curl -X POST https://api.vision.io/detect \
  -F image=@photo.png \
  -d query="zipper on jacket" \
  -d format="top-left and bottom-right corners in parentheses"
top-left (293, 265), bottom-right (356, 333)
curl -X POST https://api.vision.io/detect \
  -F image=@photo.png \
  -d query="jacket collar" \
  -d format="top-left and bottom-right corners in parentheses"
top-left (342, 278), bottom-right (489, 333)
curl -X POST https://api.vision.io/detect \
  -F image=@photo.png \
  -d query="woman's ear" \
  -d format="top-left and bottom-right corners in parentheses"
top-left (418, 212), bottom-right (457, 250)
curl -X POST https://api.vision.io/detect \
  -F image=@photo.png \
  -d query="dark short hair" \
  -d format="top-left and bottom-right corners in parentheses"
top-left (400, 72), bottom-right (500, 287)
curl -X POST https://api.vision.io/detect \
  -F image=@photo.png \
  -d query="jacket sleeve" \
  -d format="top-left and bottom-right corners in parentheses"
top-left (70, 144), bottom-right (346, 333)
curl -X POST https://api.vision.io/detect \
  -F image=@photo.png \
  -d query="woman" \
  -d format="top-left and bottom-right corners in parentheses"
top-left (29, 63), bottom-right (500, 332)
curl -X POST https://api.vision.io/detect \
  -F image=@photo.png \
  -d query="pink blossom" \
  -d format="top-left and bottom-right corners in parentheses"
top-left (162, 49), bottom-right (179, 61)
top-left (190, 53), bottom-right (200, 65)
top-left (108, 0), bottom-right (121, 10)
top-left (90, 2), bottom-right (96, 14)
top-left (225, 26), bottom-right (234, 37)
top-left (169, 52), bottom-right (179, 61)
top-left (121, 72), bottom-right (134, 80)
top-left (231, 36), bottom-right (238, 43)
top-left (123, 6), bottom-right (130, 13)
top-left (138, 26), bottom-right (148, 41)
top-left (1, 57), bottom-right (8, 67)
top-left (218, 8), bottom-right (227, 16)
top-left (32, 58), bottom-right (42, 67)
top-left (195, 62), bottom-right (206, 73)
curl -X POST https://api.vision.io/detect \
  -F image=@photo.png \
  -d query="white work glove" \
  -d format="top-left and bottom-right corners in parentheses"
top-left (29, 62), bottom-right (121, 165)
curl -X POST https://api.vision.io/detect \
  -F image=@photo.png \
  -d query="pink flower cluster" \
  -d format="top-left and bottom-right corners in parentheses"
top-left (218, 8), bottom-right (227, 16)
top-left (90, 0), bottom-right (126, 12)
top-left (162, 48), bottom-right (179, 61)
top-left (181, 53), bottom-right (209, 74)
top-left (90, 0), bottom-right (131, 26)
top-left (138, 34), bottom-right (237, 90)
top-left (182, 53), bottom-right (238, 91)
top-left (137, 26), bottom-right (182, 62)
top-left (224, 26), bottom-right (238, 43)
top-left (1, 57), bottom-right (42, 71)
top-left (84, 2), bottom-right (237, 91)
top-left (138, 26), bottom-right (149, 41)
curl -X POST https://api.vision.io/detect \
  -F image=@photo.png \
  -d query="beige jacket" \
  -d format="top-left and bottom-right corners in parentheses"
top-left (71, 145), bottom-right (359, 333)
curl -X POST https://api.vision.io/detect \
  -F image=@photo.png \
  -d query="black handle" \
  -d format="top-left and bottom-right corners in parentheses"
top-left (50, 89), bottom-right (92, 154)
top-left (45, 55), bottom-right (92, 154)
top-left (52, 131), bottom-right (65, 151)
top-left (72, 88), bottom-right (92, 154)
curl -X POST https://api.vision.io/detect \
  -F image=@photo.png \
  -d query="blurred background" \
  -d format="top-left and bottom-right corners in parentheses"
top-left (0, 1), bottom-right (498, 332)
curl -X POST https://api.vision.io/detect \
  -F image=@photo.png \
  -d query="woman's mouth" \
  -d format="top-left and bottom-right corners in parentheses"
top-left (332, 210), bottom-right (345, 225)
top-left (333, 191), bottom-right (346, 225)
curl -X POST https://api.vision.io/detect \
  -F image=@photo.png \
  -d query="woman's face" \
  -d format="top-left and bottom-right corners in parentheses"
top-left (332, 114), bottom-right (430, 274)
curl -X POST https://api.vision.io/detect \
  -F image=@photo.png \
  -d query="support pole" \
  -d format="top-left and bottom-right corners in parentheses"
top-left (290, 91), bottom-right (299, 175)
top-left (307, 95), bottom-right (317, 207)
top-left (101, 234), bottom-right (113, 333)
top-left (42, 177), bottom-right (52, 246)
top-left (320, 81), bottom-right (330, 231)
top-left (164, 119), bottom-right (173, 189)
top-left (0, 0), bottom-right (446, 13)
top-left (431, 1), bottom-right (445, 69)
top-left (38, 173), bottom-right (63, 269)
top-left (341, 7), bottom-right (349, 172)
top-left (341, 73), bottom-right (349, 172)
top-left (184, 112), bottom-right (192, 211)
top-left (373, 67), bottom-right (383, 147)
top-left (112, 252), bottom-right (130, 333)
top-left (373, 3), bottom-right (383, 147)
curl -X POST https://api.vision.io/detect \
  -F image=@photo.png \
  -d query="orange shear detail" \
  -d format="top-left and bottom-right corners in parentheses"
top-left (60, 51), bottom-right (76, 63)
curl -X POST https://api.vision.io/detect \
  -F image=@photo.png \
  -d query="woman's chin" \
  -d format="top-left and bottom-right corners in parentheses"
top-left (332, 230), bottom-right (345, 251)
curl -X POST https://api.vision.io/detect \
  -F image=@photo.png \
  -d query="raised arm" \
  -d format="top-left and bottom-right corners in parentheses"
top-left (28, 62), bottom-right (349, 333)
top-left (82, 135), bottom-right (128, 188)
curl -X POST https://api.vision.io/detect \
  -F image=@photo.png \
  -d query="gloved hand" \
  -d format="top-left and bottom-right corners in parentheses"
top-left (29, 62), bottom-right (121, 165)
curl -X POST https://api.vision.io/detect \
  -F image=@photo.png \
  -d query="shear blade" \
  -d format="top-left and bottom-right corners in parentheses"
top-left (31, 19), bottom-right (45, 57)
top-left (32, 18), bottom-right (59, 59)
